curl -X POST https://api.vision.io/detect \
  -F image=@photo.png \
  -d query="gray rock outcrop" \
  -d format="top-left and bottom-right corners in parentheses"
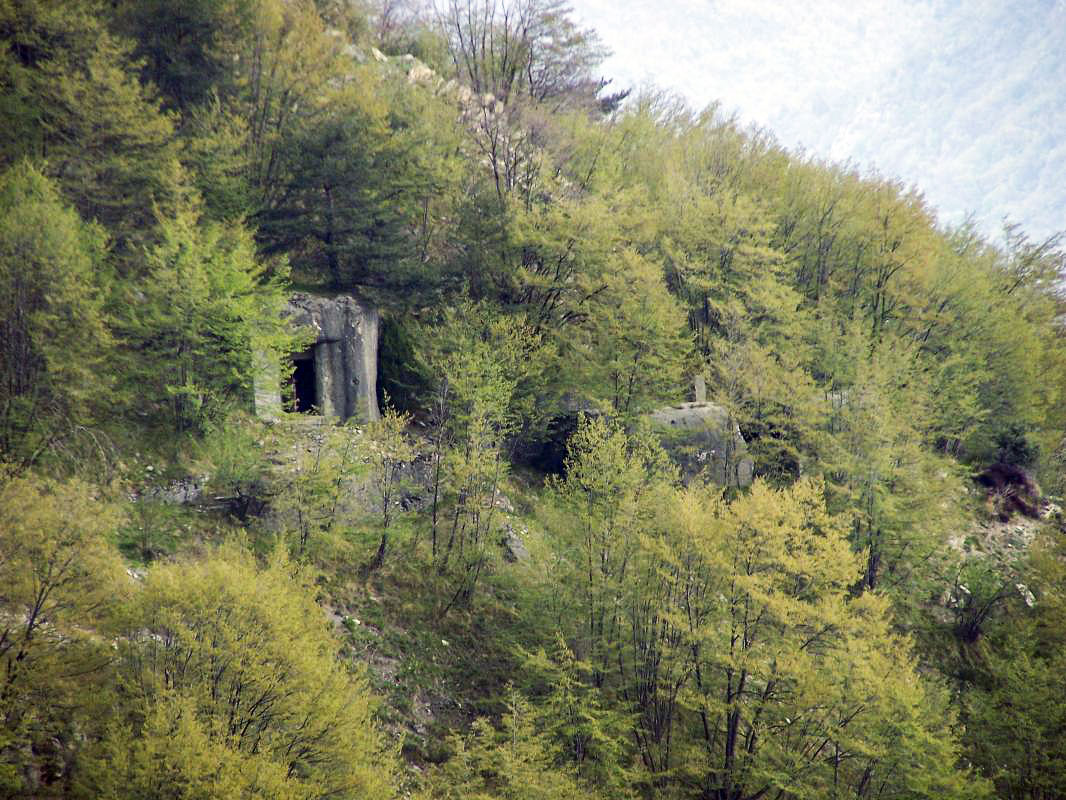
top-left (500, 523), bottom-right (530, 563)
top-left (648, 402), bottom-right (754, 487)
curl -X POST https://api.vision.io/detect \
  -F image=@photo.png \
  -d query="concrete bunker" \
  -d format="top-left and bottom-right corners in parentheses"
top-left (646, 377), bottom-right (754, 487)
top-left (287, 347), bottom-right (318, 413)
top-left (256, 293), bottom-right (381, 422)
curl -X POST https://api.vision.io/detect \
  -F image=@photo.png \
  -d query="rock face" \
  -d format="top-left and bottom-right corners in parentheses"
top-left (500, 523), bottom-right (530, 563)
top-left (255, 293), bottom-right (380, 422)
top-left (648, 402), bottom-right (754, 487)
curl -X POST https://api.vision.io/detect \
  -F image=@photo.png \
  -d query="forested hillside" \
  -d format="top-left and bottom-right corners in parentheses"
top-left (2, 1), bottom-right (1066, 798)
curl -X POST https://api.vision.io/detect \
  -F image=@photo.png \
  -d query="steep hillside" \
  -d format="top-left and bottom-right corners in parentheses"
top-left (2, 1), bottom-right (1066, 799)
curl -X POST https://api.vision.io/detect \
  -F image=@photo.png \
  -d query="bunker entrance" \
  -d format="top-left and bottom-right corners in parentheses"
top-left (287, 351), bottom-right (317, 413)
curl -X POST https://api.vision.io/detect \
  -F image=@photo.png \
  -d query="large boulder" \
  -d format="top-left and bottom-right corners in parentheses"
top-left (648, 402), bottom-right (754, 487)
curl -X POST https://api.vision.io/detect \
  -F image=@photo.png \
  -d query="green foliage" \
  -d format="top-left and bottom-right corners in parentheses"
top-left (0, 0), bottom-right (185, 262)
top-left (257, 63), bottom-right (463, 294)
top-left (109, 0), bottom-right (259, 112)
top-left (195, 411), bottom-right (271, 520)
top-left (543, 422), bottom-right (985, 798)
top-left (2, 2), bottom-right (1065, 798)
top-left (269, 422), bottom-right (369, 563)
top-left (236, 0), bottom-right (347, 204)
top-left (419, 303), bottom-right (555, 443)
top-left (117, 499), bottom-right (183, 563)
top-left (117, 213), bottom-right (293, 435)
top-left (547, 415), bottom-right (674, 685)
top-left (819, 331), bottom-right (967, 603)
top-left (660, 480), bottom-right (979, 800)
top-left (570, 249), bottom-right (691, 418)
top-left (0, 474), bottom-right (127, 795)
top-left (181, 97), bottom-right (257, 223)
top-left (962, 638), bottom-right (1066, 800)
top-left (953, 530), bottom-right (1066, 800)
top-left (99, 544), bottom-right (397, 800)
top-left (992, 421), bottom-right (1039, 468)
top-left (419, 689), bottom-right (598, 800)
top-left (378, 312), bottom-right (429, 412)
top-left (257, 71), bottom-right (403, 286)
top-left (0, 162), bottom-right (111, 469)
top-left (365, 402), bottom-right (418, 570)
top-left (521, 636), bottom-right (639, 796)
top-left (416, 303), bottom-right (555, 609)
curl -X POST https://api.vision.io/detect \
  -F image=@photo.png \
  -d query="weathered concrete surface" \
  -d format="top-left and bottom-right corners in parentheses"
top-left (253, 349), bottom-right (284, 419)
top-left (648, 402), bottom-right (754, 487)
top-left (256, 293), bottom-right (380, 422)
top-left (288, 293), bottom-right (380, 421)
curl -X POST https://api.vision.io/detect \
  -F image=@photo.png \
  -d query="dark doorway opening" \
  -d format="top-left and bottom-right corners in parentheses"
top-left (289, 354), bottom-right (317, 413)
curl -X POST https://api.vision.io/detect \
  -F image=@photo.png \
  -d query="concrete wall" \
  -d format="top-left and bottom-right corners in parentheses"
top-left (255, 293), bottom-right (381, 422)
top-left (648, 402), bottom-right (754, 487)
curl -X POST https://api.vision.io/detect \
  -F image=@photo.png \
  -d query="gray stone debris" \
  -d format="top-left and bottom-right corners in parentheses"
top-left (136, 475), bottom-right (206, 505)
top-left (493, 492), bottom-right (515, 514)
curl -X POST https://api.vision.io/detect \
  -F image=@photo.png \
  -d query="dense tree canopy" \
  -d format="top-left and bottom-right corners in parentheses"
top-left (0, 162), bottom-right (110, 468)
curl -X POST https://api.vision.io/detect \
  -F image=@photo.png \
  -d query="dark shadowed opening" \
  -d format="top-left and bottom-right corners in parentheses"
top-left (288, 353), bottom-right (317, 413)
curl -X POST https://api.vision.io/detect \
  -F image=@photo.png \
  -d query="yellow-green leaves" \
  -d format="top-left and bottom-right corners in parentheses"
top-left (572, 249), bottom-right (691, 419)
top-left (420, 689), bottom-right (598, 800)
top-left (0, 162), bottom-right (111, 468)
top-left (0, 0), bottom-right (184, 262)
top-left (662, 479), bottom-right (982, 799)
top-left (417, 303), bottom-right (554, 604)
top-left (546, 421), bottom-right (984, 798)
top-left (110, 544), bottom-right (396, 800)
top-left (365, 404), bottom-right (418, 570)
top-left (0, 474), bottom-right (127, 794)
top-left (118, 213), bottom-right (293, 435)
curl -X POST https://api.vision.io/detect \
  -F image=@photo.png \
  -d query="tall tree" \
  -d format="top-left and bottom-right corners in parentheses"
top-left (436, 0), bottom-right (610, 108)
top-left (417, 303), bottom-right (554, 608)
top-left (0, 475), bottom-right (126, 796)
top-left (117, 213), bottom-right (292, 435)
top-left (109, 0), bottom-right (260, 113)
top-left (420, 690), bottom-right (600, 800)
top-left (256, 67), bottom-right (458, 292)
top-left (661, 479), bottom-right (979, 800)
top-left (0, 0), bottom-right (185, 265)
top-left (0, 162), bottom-right (111, 470)
top-left (569, 248), bottom-right (691, 418)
